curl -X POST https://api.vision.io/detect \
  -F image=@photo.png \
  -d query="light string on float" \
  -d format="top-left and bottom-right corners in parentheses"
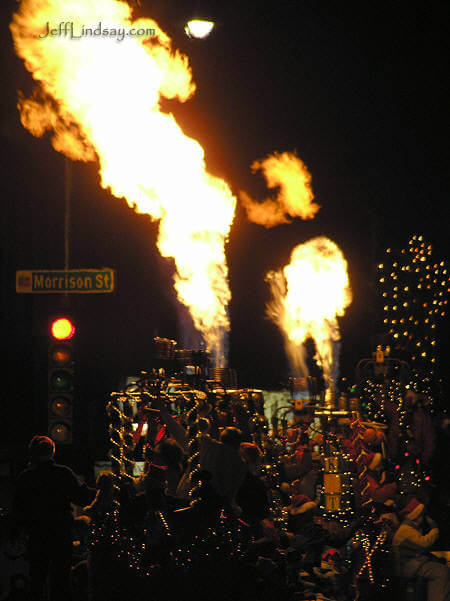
top-left (102, 381), bottom-right (251, 576)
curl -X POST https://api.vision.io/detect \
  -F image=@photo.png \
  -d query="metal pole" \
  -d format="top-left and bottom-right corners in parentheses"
top-left (63, 158), bottom-right (72, 306)
top-left (64, 157), bottom-right (72, 272)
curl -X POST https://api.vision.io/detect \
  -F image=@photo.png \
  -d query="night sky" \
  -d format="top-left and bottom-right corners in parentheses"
top-left (1, 0), bottom-right (449, 464)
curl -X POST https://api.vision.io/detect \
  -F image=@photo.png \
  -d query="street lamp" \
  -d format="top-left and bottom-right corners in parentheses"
top-left (184, 19), bottom-right (215, 39)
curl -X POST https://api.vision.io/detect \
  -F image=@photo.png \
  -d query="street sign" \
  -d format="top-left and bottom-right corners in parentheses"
top-left (16, 269), bottom-right (115, 294)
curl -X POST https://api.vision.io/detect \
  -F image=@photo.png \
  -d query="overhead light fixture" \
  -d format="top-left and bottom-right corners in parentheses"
top-left (184, 19), bottom-right (215, 39)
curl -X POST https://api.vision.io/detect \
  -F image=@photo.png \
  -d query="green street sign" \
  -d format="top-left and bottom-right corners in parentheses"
top-left (16, 269), bottom-right (115, 294)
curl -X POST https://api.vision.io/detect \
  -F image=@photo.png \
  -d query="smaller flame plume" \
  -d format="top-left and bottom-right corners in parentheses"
top-left (240, 151), bottom-right (320, 228)
top-left (266, 237), bottom-right (352, 392)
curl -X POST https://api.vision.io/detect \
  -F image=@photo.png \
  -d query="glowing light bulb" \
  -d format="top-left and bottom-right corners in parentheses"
top-left (185, 19), bottom-right (215, 39)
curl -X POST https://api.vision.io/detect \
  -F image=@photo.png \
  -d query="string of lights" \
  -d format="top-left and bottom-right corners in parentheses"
top-left (378, 235), bottom-right (449, 403)
top-left (353, 527), bottom-right (388, 586)
top-left (103, 382), bottom-right (252, 577)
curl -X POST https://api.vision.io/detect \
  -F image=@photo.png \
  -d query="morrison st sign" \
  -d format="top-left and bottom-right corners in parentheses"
top-left (16, 268), bottom-right (115, 293)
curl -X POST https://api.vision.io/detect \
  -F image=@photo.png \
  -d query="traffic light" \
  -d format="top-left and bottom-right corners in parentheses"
top-left (48, 317), bottom-right (75, 444)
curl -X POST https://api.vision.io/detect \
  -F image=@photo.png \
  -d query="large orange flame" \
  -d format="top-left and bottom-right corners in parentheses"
top-left (10, 0), bottom-right (236, 366)
top-left (266, 237), bottom-right (352, 387)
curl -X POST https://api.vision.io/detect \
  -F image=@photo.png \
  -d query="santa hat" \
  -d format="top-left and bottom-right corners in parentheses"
top-left (240, 442), bottom-right (261, 464)
top-left (289, 494), bottom-right (316, 515)
top-left (401, 498), bottom-right (425, 521)
top-left (146, 462), bottom-right (168, 483)
top-left (321, 548), bottom-right (341, 563)
top-left (29, 435), bottom-right (55, 462)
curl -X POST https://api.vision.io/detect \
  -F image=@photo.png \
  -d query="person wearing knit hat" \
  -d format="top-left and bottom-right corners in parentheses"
top-left (289, 494), bottom-right (317, 516)
top-left (313, 548), bottom-right (346, 598)
top-left (287, 494), bottom-right (317, 535)
top-left (240, 442), bottom-right (262, 471)
top-left (393, 499), bottom-right (450, 601)
top-left (12, 436), bottom-right (96, 601)
top-left (400, 498), bottom-right (426, 521)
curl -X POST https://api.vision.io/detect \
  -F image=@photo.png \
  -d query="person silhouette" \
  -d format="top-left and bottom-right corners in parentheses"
top-left (12, 435), bottom-right (95, 601)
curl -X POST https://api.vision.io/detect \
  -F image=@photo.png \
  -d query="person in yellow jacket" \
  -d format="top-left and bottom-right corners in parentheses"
top-left (392, 498), bottom-right (450, 601)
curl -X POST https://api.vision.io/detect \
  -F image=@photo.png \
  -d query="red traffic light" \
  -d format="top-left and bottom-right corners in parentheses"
top-left (50, 318), bottom-right (75, 340)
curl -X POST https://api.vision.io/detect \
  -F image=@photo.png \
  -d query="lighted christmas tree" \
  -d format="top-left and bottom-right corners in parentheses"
top-left (377, 235), bottom-right (449, 401)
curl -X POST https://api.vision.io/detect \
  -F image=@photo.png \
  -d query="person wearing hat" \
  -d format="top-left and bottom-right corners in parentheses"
top-left (392, 498), bottom-right (450, 601)
top-left (287, 493), bottom-right (318, 535)
top-left (12, 435), bottom-right (95, 601)
top-left (236, 442), bottom-right (269, 531)
top-left (359, 452), bottom-right (397, 506)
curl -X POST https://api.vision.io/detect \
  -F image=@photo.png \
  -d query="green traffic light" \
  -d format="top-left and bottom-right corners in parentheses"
top-left (50, 370), bottom-right (73, 391)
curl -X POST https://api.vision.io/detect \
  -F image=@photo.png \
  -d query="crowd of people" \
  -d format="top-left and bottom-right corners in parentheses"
top-left (1, 384), bottom-right (450, 601)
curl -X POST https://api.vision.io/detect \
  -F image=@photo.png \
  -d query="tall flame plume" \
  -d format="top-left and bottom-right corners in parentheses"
top-left (266, 237), bottom-right (352, 388)
top-left (10, 0), bottom-right (236, 366)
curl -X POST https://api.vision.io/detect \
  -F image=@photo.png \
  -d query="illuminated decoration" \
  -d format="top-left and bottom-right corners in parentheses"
top-left (107, 392), bottom-right (137, 482)
top-left (396, 459), bottom-right (430, 497)
top-left (10, 0), bottom-right (236, 367)
top-left (88, 504), bottom-right (246, 578)
top-left (357, 374), bottom-right (434, 496)
top-left (359, 378), bottom-right (404, 424)
top-left (355, 236), bottom-right (448, 495)
top-left (317, 442), bottom-right (355, 524)
top-left (48, 316), bottom-right (75, 444)
top-left (50, 317), bottom-right (75, 340)
top-left (266, 236), bottom-right (352, 394)
top-left (353, 525), bottom-right (391, 594)
top-left (355, 529), bottom-right (387, 584)
top-left (184, 19), bottom-right (215, 39)
top-left (377, 235), bottom-right (449, 398)
top-left (104, 381), bottom-right (249, 576)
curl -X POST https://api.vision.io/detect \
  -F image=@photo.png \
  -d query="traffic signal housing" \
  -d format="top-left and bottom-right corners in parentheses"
top-left (48, 317), bottom-right (75, 444)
